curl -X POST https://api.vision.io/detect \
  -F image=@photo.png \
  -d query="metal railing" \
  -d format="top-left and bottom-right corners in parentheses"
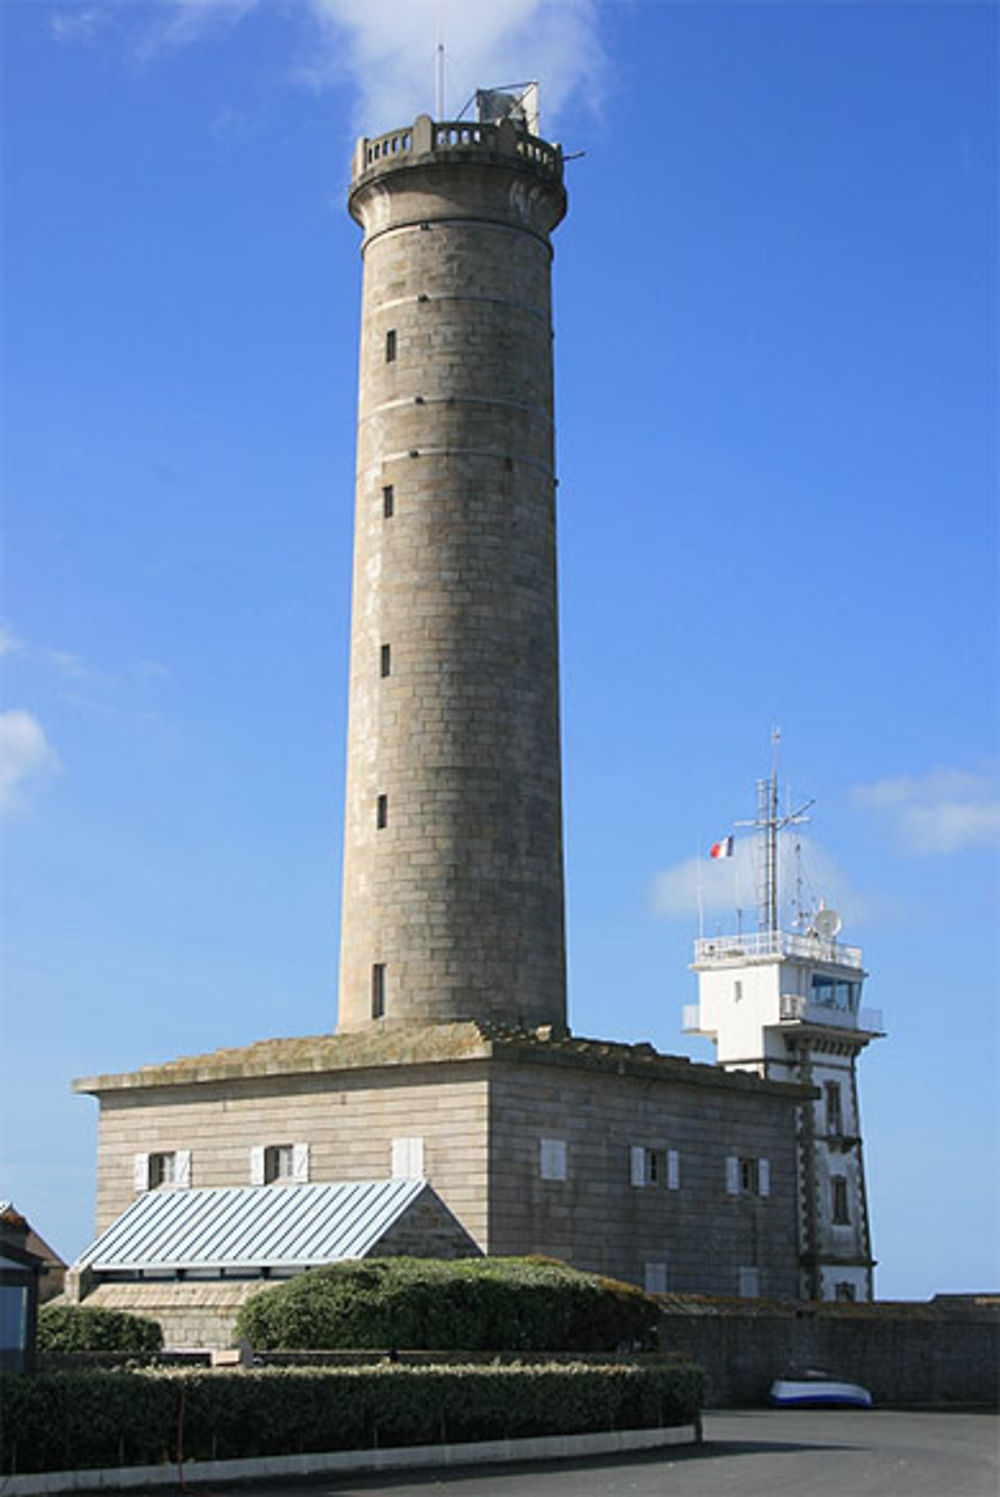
top-left (362, 121), bottom-right (561, 178)
top-left (694, 930), bottom-right (863, 970)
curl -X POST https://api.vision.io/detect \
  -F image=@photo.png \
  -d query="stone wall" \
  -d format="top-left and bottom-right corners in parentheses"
top-left (89, 1059), bottom-right (490, 1245)
top-left (81, 1281), bottom-right (261, 1351)
top-left (77, 1027), bottom-right (808, 1300)
top-left (657, 1295), bottom-right (1000, 1407)
top-left (489, 1055), bottom-right (802, 1298)
top-left (339, 117), bottom-right (568, 1035)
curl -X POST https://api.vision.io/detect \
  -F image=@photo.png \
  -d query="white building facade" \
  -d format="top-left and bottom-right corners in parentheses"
top-left (685, 924), bottom-right (884, 1301)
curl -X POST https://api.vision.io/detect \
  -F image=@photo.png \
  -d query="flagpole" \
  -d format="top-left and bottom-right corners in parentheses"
top-left (696, 843), bottom-right (705, 940)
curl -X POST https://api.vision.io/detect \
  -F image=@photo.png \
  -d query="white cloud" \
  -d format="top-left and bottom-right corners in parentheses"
top-left (302, 0), bottom-right (604, 131)
top-left (132, 0), bottom-right (259, 62)
top-left (93, 0), bottom-right (602, 132)
top-left (851, 765), bottom-right (1000, 855)
top-left (650, 832), bottom-right (875, 931)
top-left (0, 624), bottom-right (22, 658)
top-left (0, 711), bottom-right (59, 813)
top-left (50, 7), bottom-right (111, 46)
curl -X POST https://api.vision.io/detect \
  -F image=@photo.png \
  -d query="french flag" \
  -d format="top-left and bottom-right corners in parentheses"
top-left (709, 836), bottom-right (734, 860)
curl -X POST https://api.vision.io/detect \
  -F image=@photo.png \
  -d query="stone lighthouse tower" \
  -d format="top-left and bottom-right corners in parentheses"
top-left (337, 107), bottom-right (569, 1034)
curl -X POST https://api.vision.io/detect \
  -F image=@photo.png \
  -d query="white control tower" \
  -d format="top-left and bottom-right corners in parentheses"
top-left (683, 755), bottom-right (885, 1302)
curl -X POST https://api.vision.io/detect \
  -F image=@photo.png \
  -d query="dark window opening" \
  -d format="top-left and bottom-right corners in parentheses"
top-left (832, 1176), bottom-right (850, 1224)
top-left (740, 1157), bottom-right (760, 1194)
top-left (380, 644), bottom-right (391, 677)
top-left (372, 963), bottom-right (386, 1019)
top-left (264, 1145), bottom-right (293, 1184)
top-left (149, 1153), bottom-right (176, 1188)
top-left (383, 485), bottom-right (394, 518)
top-left (825, 1080), bottom-right (843, 1134)
top-left (376, 794), bottom-right (388, 829)
top-left (385, 329), bottom-right (397, 363)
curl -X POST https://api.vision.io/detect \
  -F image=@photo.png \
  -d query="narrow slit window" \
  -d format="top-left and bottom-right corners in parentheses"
top-left (372, 963), bottom-right (386, 1019)
top-left (376, 793), bottom-right (388, 829)
top-left (832, 1176), bottom-right (850, 1224)
top-left (380, 644), bottom-right (391, 678)
top-left (385, 329), bottom-right (397, 363)
top-left (383, 485), bottom-right (394, 518)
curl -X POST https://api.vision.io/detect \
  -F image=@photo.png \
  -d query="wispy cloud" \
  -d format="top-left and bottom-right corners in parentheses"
top-left (650, 831), bottom-right (877, 930)
top-left (0, 624), bottom-right (23, 658)
top-left (54, 0), bottom-right (604, 132)
top-left (851, 765), bottom-right (1000, 855)
top-left (50, 6), bottom-right (111, 46)
top-left (0, 710), bottom-right (59, 813)
top-left (301, 0), bottom-right (605, 130)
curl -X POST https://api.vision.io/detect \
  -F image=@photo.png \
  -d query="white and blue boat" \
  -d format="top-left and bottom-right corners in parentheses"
top-left (770, 1369), bottom-right (873, 1408)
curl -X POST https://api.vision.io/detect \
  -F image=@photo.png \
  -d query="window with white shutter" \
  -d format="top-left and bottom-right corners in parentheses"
top-left (630, 1146), bottom-right (647, 1187)
top-left (758, 1158), bottom-right (770, 1197)
top-left (667, 1149), bottom-right (680, 1191)
top-left (726, 1156), bottom-right (740, 1195)
top-left (539, 1138), bottom-right (567, 1181)
top-left (391, 1136), bottom-right (424, 1179)
top-left (134, 1153), bottom-right (150, 1192)
top-left (738, 1266), bottom-right (760, 1298)
top-left (644, 1261), bottom-right (668, 1294)
top-left (292, 1142), bottom-right (310, 1183)
top-left (174, 1150), bottom-right (191, 1189)
top-left (250, 1145), bottom-right (266, 1186)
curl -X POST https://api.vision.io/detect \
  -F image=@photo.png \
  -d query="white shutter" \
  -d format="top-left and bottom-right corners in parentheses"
top-left (250, 1145), bottom-right (266, 1186)
top-left (644, 1261), bottom-right (668, 1294)
top-left (630, 1146), bottom-right (647, 1187)
top-left (134, 1153), bottom-right (150, 1192)
top-left (391, 1136), bottom-right (424, 1179)
top-left (738, 1266), bottom-right (760, 1298)
top-left (759, 1158), bottom-right (770, 1197)
top-left (539, 1138), bottom-right (567, 1181)
top-left (292, 1142), bottom-right (310, 1183)
top-left (175, 1150), bottom-right (191, 1189)
top-left (726, 1156), bottom-right (740, 1195)
top-left (667, 1149), bottom-right (680, 1191)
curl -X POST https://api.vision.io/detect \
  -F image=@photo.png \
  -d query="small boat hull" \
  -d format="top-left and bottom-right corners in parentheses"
top-left (770, 1376), bottom-right (873, 1409)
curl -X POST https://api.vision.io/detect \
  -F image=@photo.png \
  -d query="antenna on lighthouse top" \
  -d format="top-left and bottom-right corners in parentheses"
top-left (435, 0), bottom-right (446, 119)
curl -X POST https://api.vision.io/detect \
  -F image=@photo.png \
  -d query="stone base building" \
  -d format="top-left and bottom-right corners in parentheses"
top-left (72, 1022), bottom-right (811, 1343)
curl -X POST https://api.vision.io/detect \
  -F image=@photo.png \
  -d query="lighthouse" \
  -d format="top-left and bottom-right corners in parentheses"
top-left (337, 105), bottom-right (569, 1034)
top-left (684, 766), bottom-right (885, 1301)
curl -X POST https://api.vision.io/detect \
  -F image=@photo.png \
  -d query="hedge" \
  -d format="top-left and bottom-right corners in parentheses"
top-left (236, 1256), bottom-right (661, 1352)
top-left (0, 1362), bottom-right (707, 1474)
top-left (36, 1304), bottom-right (163, 1355)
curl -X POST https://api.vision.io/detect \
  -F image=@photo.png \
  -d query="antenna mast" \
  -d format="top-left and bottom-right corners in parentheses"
top-left (435, 1), bottom-right (446, 118)
top-left (736, 729), bottom-right (814, 935)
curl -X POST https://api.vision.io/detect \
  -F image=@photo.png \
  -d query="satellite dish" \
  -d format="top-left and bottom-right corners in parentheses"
top-left (813, 906), bottom-right (842, 940)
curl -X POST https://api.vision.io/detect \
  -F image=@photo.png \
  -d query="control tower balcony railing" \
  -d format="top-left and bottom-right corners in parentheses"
top-left (693, 930), bottom-right (863, 970)
top-left (358, 118), bottom-right (563, 180)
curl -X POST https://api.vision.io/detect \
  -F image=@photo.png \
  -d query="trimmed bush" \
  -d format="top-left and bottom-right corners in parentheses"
top-left (0, 1362), bottom-right (707, 1474)
top-left (236, 1256), bottom-right (661, 1352)
top-left (37, 1304), bottom-right (163, 1355)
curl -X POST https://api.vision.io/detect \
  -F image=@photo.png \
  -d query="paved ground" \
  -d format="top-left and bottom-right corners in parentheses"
top-left (192, 1409), bottom-right (999, 1497)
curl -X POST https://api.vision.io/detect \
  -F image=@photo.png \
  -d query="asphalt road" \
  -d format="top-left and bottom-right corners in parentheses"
top-left (188, 1409), bottom-right (999, 1497)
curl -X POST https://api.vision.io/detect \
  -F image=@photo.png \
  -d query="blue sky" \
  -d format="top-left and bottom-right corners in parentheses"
top-left (2, 0), bottom-right (997, 1299)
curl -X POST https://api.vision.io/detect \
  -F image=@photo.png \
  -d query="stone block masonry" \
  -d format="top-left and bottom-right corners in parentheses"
top-left (75, 1024), bottom-right (810, 1305)
top-left (338, 116), bottom-right (568, 1035)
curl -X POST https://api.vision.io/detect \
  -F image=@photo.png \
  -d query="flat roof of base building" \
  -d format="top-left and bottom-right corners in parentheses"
top-left (73, 1021), bottom-right (813, 1102)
